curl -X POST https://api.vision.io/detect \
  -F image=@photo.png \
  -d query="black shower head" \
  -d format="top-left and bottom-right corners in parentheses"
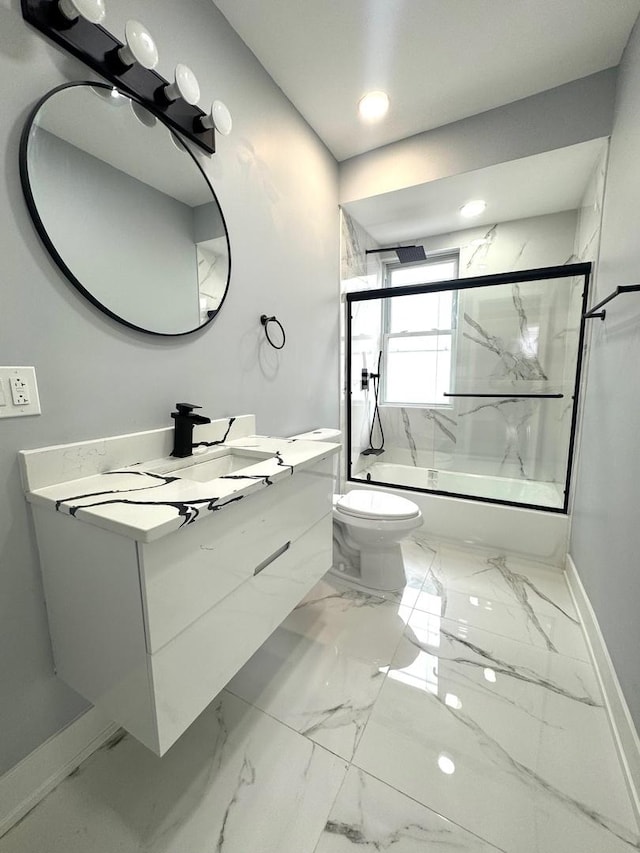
top-left (395, 245), bottom-right (427, 264)
top-left (365, 245), bottom-right (427, 264)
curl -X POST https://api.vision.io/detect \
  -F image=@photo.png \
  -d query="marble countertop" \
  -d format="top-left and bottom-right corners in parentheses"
top-left (24, 433), bottom-right (340, 543)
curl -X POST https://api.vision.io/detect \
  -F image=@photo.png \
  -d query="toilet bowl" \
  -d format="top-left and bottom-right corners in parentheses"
top-left (289, 429), bottom-right (423, 592)
top-left (332, 490), bottom-right (422, 591)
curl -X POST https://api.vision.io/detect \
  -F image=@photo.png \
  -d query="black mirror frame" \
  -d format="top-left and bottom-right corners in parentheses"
top-left (19, 81), bottom-right (232, 337)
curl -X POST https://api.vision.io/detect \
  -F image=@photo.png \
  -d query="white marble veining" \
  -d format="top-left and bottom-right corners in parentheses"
top-left (2, 534), bottom-right (636, 853)
top-left (282, 577), bottom-right (411, 666)
top-left (0, 692), bottom-right (347, 853)
top-left (314, 766), bottom-right (502, 852)
top-left (574, 143), bottom-right (607, 266)
top-left (412, 582), bottom-right (590, 662)
top-left (20, 420), bottom-right (340, 542)
top-left (227, 628), bottom-right (386, 760)
top-left (354, 612), bottom-right (638, 852)
top-left (424, 538), bottom-right (578, 613)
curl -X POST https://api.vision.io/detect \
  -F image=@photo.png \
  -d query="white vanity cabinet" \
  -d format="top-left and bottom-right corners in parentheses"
top-left (31, 457), bottom-right (334, 755)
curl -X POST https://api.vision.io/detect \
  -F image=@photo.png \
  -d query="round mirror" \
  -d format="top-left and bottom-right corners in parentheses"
top-left (20, 82), bottom-right (231, 336)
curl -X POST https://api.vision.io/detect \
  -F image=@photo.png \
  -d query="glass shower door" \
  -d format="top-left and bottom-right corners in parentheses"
top-left (346, 264), bottom-right (590, 511)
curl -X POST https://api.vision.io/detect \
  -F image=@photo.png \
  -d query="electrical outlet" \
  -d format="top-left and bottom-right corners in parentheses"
top-left (10, 377), bottom-right (29, 406)
top-left (0, 367), bottom-right (41, 419)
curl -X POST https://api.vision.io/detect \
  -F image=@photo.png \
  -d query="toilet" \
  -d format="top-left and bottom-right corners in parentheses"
top-left (289, 429), bottom-right (423, 591)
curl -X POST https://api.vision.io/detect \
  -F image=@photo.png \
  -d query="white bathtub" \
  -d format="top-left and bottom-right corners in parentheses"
top-left (350, 461), bottom-right (569, 568)
top-left (357, 461), bottom-right (564, 508)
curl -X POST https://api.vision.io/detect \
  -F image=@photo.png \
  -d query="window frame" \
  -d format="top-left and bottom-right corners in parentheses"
top-left (380, 251), bottom-right (460, 409)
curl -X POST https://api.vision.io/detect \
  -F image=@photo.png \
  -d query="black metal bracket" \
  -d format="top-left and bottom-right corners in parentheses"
top-left (583, 284), bottom-right (640, 321)
top-left (21, 0), bottom-right (216, 154)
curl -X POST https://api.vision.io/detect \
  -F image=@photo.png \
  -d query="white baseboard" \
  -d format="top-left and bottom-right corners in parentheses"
top-left (0, 707), bottom-right (119, 839)
top-left (565, 553), bottom-right (640, 825)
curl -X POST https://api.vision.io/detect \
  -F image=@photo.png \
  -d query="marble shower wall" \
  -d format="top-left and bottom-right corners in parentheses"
top-left (559, 145), bottom-right (609, 469)
top-left (340, 210), bottom-right (382, 475)
top-left (435, 210), bottom-right (579, 276)
top-left (373, 211), bottom-right (584, 490)
top-left (574, 143), bottom-right (608, 266)
top-left (453, 276), bottom-right (578, 484)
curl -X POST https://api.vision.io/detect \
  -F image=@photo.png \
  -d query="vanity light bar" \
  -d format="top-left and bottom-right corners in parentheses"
top-left (20, 0), bottom-right (217, 154)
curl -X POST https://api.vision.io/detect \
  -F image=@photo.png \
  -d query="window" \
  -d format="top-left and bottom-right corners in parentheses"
top-left (382, 253), bottom-right (458, 407)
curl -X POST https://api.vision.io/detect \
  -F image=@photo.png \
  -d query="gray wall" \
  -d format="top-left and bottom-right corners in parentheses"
top-left (0, 0), bottom-right (338, 774)
top-left (570, 16), bottom-right (640, 730)
top-left (193, 200), bottom-right (227, 243)
top-left (339, 70), bottom-right (617, 203)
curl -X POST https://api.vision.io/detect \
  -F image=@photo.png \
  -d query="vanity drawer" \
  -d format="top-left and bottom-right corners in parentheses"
top-left (149, 513), bottom-right (332, 755)
top-left (138, 459), bottom-right (332, 653)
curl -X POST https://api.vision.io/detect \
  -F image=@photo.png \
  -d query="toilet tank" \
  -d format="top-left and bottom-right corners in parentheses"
top-left (289, 428), bottom-right (342, 482)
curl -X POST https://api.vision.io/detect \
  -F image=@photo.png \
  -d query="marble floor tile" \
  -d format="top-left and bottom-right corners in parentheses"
top-left (412, 583), bottom-right (590, 662)
top-left (227, 626), bottom-right (386, 760)
top-left (355, 675), bottom-right (639, 852)
top-left (0, 692), bottom-right (347, 853)
top-left (354, 610), bottom-right (639, 853)
top-left (2, 537), bottom-right (637, 853)
top-left (326, 568), bottom-right (426, 609)
top-left (282, 576), bottom-right (410, 666)
top-left (398, 610), bottom-right (630, 819)
top-left (422, 537), bottom-right (579, 619)
top-left (313, 766), bottom-right (502, 852)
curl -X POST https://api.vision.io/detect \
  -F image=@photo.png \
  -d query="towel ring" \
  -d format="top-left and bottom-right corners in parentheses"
top-left (260, 314), bottom-right (286, 350)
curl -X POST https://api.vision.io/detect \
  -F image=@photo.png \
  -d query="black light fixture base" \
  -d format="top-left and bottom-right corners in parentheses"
top-left (21, 0), bottom-right (216, 154)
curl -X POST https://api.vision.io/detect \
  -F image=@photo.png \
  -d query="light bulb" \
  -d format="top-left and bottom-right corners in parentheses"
top-left (118, 19), bottom-right (158, 70)
top-left (58, 0), bottom-right (105, 24)
top-left (164, 64), bottom-right (201, 106)
top-left (200, 100), bottom-right (232, 136)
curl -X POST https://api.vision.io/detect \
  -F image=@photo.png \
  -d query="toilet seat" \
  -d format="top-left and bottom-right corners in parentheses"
top-left (335, 490), bottom-right (420, 521)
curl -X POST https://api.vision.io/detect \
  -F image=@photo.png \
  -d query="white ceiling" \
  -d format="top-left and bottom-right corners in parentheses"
top-left (342, 139), bottom-right (608, 244)
top-left (213, 0), bottom-right (640, 161)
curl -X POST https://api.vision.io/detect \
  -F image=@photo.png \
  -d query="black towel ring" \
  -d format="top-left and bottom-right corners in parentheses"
top-left (260, 314), bottom-right (286, 350)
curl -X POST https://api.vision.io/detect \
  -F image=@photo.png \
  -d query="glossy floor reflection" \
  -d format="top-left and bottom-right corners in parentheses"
top-left (1, 535), bottom-right (638, 853)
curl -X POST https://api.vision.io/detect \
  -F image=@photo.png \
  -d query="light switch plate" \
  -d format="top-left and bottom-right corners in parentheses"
top-left (0, 367), bottom-right (41, 418)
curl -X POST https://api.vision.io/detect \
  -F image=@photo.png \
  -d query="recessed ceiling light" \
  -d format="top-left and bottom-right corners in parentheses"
top-left (358, 91), bottom-right (389, 122)
top-left (460, 199), bottom-right (487, 218)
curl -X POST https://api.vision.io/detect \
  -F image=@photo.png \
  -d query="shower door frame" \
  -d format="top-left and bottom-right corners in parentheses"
top-left (345, 262), bottom-right (591, 514)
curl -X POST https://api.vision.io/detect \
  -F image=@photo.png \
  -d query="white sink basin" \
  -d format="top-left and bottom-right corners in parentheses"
top-left (140, 447), bottom-right (275, 481)
top-left (170, 449), bottom-right (274, 482)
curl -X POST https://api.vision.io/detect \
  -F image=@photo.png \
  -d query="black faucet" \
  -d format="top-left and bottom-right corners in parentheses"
top-left (171, 403), bottom-right (211, 458)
